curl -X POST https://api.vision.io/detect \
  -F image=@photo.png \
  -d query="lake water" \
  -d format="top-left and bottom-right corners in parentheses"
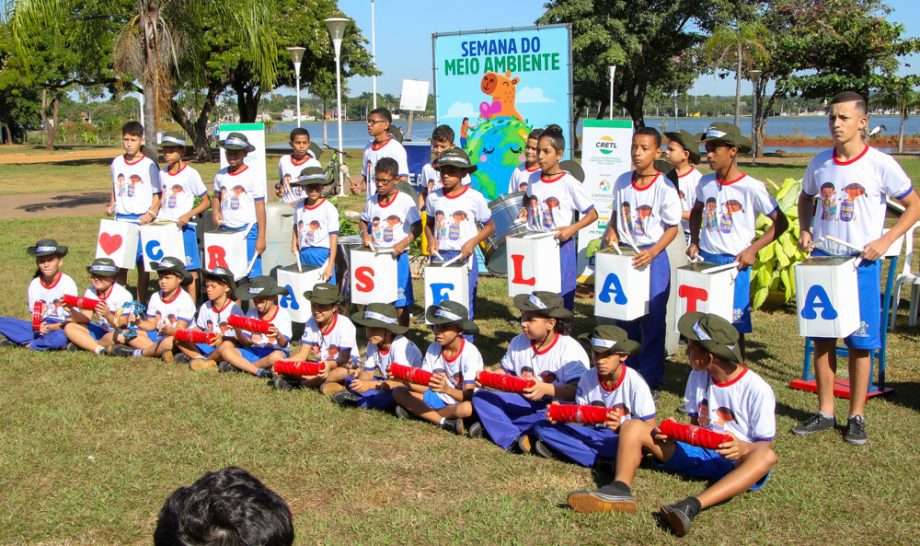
top-left (273, 115), bottom-right (918, 151)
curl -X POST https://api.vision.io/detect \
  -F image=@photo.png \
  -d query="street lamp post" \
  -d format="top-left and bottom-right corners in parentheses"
top-left (371, 0), bottom-right (377, 109)
top-left (287, 47), bottom-right (306, 128)
top-left (325, 17), bottom-right (350, 197)
top-left (749, 69), bottom-right (762, 165)
top-left (608, 65), bottom-right (616, 120)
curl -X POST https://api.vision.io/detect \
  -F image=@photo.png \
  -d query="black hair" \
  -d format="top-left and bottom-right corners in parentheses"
top-left (528, 128), bottom-right (544, 141)
top-left (154, 466), bottom-right (294, 546)
top-left (375, 157), bottom-right (399, 178)
top-left (553, 317), bottom-right (571, 336)
top-left (369, 107), bottom-right (392, 124)
top-left (820, 182), bottom-right (836, 191)
top-left (540, 124), bottom-right (565, 151)
top-left (122, 121), bottom-right (144, 137)
top-left (634, 127), bottom-right (662, 147)
top-left (289, 127), bottom-right (310, 141)
top-left (431, 124), bottom-right (455, 144)
top-left (829, 91), bottom-right (867, 115)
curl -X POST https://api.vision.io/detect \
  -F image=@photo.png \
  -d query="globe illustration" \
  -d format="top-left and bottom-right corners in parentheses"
top-left (465, 116), bottom-right (530, 201)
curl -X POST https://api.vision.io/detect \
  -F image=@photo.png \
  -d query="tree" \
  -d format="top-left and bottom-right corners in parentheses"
top-left (538, 0), bottom-right (716, 128)
top-left (704, 19), bottom-right (769, 126)
top-left (875, 74), bottom-right (920, 154)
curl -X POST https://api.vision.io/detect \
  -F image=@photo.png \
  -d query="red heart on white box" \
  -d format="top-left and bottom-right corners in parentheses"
top-left (99, 232), bottom-right (123, 255)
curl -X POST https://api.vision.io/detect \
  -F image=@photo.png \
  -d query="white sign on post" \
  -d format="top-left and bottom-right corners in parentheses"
top-left (139, 223), bottom-right (185, 270)
top-left (673, 261), bottom-right (738, 331)
top-left (399, 80), bottom-right (430, 112)
top-left (794, 256), bottom-right (860, 338)
top-left (203, 230), bottom-right (250, 280)
top-left (95, 219), bottom-right (139, 269)
top-left (350, 248), bottom-right (398, 305)
top-left (506, 232), bottom-right (561, 297)
top-left (594, 248), bottom-right (650, 321)
top-left (424, 263), bottom-right (469, 323)
top-left (276, 264), bottom-right (326, 323)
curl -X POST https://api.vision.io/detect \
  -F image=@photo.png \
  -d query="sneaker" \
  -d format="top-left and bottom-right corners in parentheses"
top-left (332, 390), bottom-right (361, 408)
top-left (190, 358), bottom-right (218, 372)
top-left (516, 434), bottom-right (533, 454)
top-left (218, 361), bottom-right (235, 373)
top-left (441, 418), bottom-right (465, 435)
top-left (256, 368), bottom-right (274, 380)
top-left (66, 342), bottom-right (80, 352)
top-left (791, 413), bottom-right (836, 436)
top-left (0, 335), bottom-right (11, 347)
top-left (660, 502), bottom-right (695, 537)
top-left (567, 481), bottom-right (637, 513)
top-left (844, 415), bottom-right (868, 445)
top-left (319, 382), bottom-right (346, 397)
top-left (108, 344), bottom-right (136, 358)
top-left (394, 405), bottom-right (413, 420)
top-left (272, 375), bottom-right (295, 391)
top-left (533, 439), bottom-right (560, 461)
top-left (174, 353), bottom-right (191, 365)
top-left (467, 420), bottom-right (484, 439)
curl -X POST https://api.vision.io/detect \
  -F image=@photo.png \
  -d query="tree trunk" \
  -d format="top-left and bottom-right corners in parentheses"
top-left (40, 89), bottom-right (58, 150)
top-left (734, 41), bottom-right (742, 127)
top-left (141, 5), bottom-right (159, 152)
top-left (231, 81), bottom-right (261, 123)
top-left (170, 82), bottom-right (223, 162)
top-left (322, 97), bottom-right (328, 147)
top-left (1, 123), bottom-right (9, 145)
top-left (898, 98), bottom-right (906, 154)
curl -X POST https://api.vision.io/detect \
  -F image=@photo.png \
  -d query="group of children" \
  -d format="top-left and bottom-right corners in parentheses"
top-left (1, 92), bottom-right (917, 538)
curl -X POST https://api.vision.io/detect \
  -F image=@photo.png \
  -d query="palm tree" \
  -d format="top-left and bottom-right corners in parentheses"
top-left (704, 20), bottom-right (769, 126)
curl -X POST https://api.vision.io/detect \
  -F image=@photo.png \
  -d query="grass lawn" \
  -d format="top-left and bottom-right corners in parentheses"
top-left (0, 216), bottom-right (918, 544)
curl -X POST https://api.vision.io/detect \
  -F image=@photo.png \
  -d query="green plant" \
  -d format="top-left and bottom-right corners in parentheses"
top-left (750, 177), bottom-right (809, 309)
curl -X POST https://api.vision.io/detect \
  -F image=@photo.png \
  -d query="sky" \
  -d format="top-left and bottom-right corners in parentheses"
top-left (332, 0), bottom-right (918, 97)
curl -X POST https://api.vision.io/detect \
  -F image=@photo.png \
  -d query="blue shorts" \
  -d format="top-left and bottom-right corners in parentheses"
top-left (87, 323), bottom-right (110, 341)
top-left (182, 223), bottom-right (201, 271)
top-left (116, 213), bottom-right (145, 265)
top-left (239, 346), bottom-right (287, 362)
top-left (700, 250), bottom-right (751, 334)
top-left (808, 250), bottom-right (881, 350)
top-left (659, 441), bottom-right (770, 491)
top-left (194, 342), bottom-right (220, 356)
top-left (219, 223), bottom-right (262, 278)
top-left (299, 246), bottom-right (336, 279)
top-left (423, 389), bottom-right (448, 410)
top-left (395, 252), bottom-right (413, 308)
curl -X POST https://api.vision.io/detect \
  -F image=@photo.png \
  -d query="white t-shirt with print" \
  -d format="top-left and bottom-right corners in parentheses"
top-left (425, 186), bottom-right (492, 252)
top-left (509, 162), bottom-right (540, 194)
top-left (146, 289), bottom-right (196, 331)
top-left (363, 334), bottom-right (424, 376)
top-left (195, 299), bottom-right (244, 336)
top-left (80, 283), bottom-right (133, 331)
top-left (157, 163), bottom-right (208, 222)
top-left (360, 190), bottom-right (421, 248)
top-left (214, 165), bottom-right (265, 229)
top-left (695, 173), bottom-right (779, 255)
top-left (111, 154), bottom-right (161, 215)
top-left (300, 314), bottom-right (358, 363)
top-left (422, 339), bottom-right (485, 405)
top-left (575, 366), bottom-right (657, 422)
top-left (682, 367), bottom-right (776, 443)
top-left (27, 272), bottom-right (78, 321)
top-left (362, 138), bottom-right (409, 200)
top-left (677, 167), bottom-right (704, 234)
top-left (524, 172), bottom-right (594, 232)
top-left (243, 306), bottom-right (292, 350)
top-left (802, 146), bottom-right (914, 256)
top-left (500, 333), bottom-right (589, 386)
top-left (294, 198), bottom-right (339, 249)
top-left (610, 172), bottom-right (683, 247)
top-left (278, 153), bottom-right (322, 205)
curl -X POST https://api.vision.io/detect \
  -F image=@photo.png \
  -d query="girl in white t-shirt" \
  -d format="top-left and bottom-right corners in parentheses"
top-left (63, 258), bottom-right (133, 355)
top-left (174, 268), bottom-right (243, 371)
top-left (218, 276), bottom-right (291, 378)
top-left (507, 128), bottom-right (543, 194)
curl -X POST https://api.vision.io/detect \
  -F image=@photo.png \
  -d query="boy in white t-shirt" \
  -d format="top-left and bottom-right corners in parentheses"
top-left (290, 166), bottom-right (339, 282)
top-left (390, 301), bottom-right (483, 434)
top-left (359, 158), bottom-right (422, 327)
top-left (354, 107), bottom-right (409, 200)
top-left (533, 325), bottom-right (654, 467)
top-left (687, 123), bottom-right (788, 358)
top-left (425, 148), bottom-right (495, 319)
top-left (218, 276), bottom-right (291, 378)
top-left (507, 128), bottom-right (543, 194)
top-left (212, 132), bottom-right (266, 279)
top-left (791, 91), bottom-right (920, 445)
top-left (175, 267), bottom-right (244, 371)
top-left (275, 127), bottom-right (322, 205)
top-left (106, 121), bottom-right (162, 298)
top-left (63, 257), bottom-right (133, 355)
top-left (568, 313), bottom-right (777, 539)
top-left (605, 127), bottom-right (683, 392)
top-left (157, 132), bottom-right (211, 297)
top-left (664, 129), bottom-right (704, 237)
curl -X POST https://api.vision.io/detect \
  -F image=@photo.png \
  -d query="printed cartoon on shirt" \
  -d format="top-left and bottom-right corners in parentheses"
top-left (633, 205), bottom-right (653, 237)
top-left (449, 211), bottom-right (467, 240)
top-left (128, 174), bottom-right (143, 197)
top-left (227, 185), bottom-right (247, 210)
top-left (819, 182), bottom-right (838, 220)
top-left (116, 173), bottom-right (127, 196)
top-left (839, 182), bottom-right (865, 222)
top-left (704, 197), bottom-right (719, 231)
top-left (610, 402), bottom-right (629, 418)
top-left (697, 398), bottom-right (710, 427)
top-left (712, 406), bottom-right (735, 431)
top-left (434, 210), bottom-right (446, 239)
top-left (541, 197), bottom-right (559, 229)
top-left (719, 200), bottom-right (744, 234)
top-left (306, 220), bottom-right (321, 244)
top-left (166, 184), bottom-right (183, 209)
top-left (620, 202), bottom-right (633, 235)
top-left (383, 215), bottom-right (400, 243)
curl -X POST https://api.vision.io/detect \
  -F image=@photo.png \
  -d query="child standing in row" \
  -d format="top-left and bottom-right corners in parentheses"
top-left (524, 125), bottom-right (598, 310)
top-left (291, 166), bottom-right (339, 282)
top-left (664, 129), bottom-right (703, 239)
top-left (276, 128), bottom-right (322, 205)
top-left (605, 127), bottom-right (682, 394)
top-left (63, 258), bottom-right (133, 355)
top-left (508, 128), bottom-right (543, 194)
top-left (0, 239), bottom-right (76, 350)
top-left (157, 132), bottom-right (210, 297)
top-left (356, 107), bottom-right (409, 200)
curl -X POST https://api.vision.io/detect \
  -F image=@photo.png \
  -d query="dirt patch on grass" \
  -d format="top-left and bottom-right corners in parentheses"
top-left (0, 147), bottom-right (122, 165)
top-left (0, 191), bottom-right (108, 219)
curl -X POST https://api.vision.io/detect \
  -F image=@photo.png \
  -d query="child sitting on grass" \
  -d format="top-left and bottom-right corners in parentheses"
top-left (63, 258), bottom-right (134, 355)
top-left (218, 276), bottom-right (291, 378)
top-left (173, 268), bottom-right (243, 372)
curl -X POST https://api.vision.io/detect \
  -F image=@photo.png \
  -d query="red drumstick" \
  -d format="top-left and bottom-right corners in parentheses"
top-left (274, 360), bottom-right (325, 376)
top-left (32, 302), bottom-right (45, 333)
top-left (389, 363), bottom-right (433, 386)
top-left (228, 314), bottom-right (273, 334)
top-left (174, 329), bottom-right (217, 344)
top-left (62, 294), bottom-right (102, 310)
top-left (477, 370), bottom-right (535, 393)
top-left (658, 418), bottom-right (733, 450)
top-left (547, 404), bottom-right (610, 425)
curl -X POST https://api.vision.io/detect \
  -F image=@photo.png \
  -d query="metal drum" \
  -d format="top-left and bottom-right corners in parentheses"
top-left (335, 235), bottom-right (365, 298)
top-left (488, 191), bottom-right (525, 241)
top-left (483, 223), bottom-right (532, 277)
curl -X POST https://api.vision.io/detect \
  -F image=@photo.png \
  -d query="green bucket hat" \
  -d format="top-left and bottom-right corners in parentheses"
top-left (699, 122), bottom-right (752, 154)
top-left (351, 303), bottom-right (408, 335)
top-left (204, 267), bottom-right (236, 291)
top-left (152, 257), bottom-right (192, 286)
top-left (425, 300), bottom-right (479, 335)
top-left (578, 324), bottom-right (641, 356)
top-left (235, 275), bottom-right (289, 300)
top-left (86, 257), bottom-right (119, 277)
top-left (27, 239), bottom-right (68, 257)
top-left (559, 159), bottom-right (585, 182)
top-left (388, 125), bottom-right (404, 143)
top-left (291, 166), bottom-right (329, 187)
top-left (512, 291), bottom-right (574, 320)
top-left (437, 147), bottom-right (477, 174)
top-left (664, 129), bottom-right (701, 164)
top-left (160, 131), bottom-right (187, 149)
top-left (218, 132), bottom-right (255, 152)
top-left (303, 283), bottom-right (340, 305)
top-left (677, 311), bottom-right (744, 363)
